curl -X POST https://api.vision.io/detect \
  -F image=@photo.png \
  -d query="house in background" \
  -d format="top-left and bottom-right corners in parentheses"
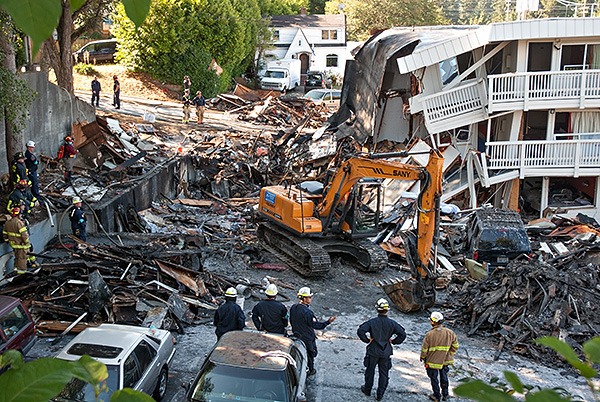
top-left (333, 18), bottom-right (600, 220)
top-left (265, 11), bottom-right (350, 82)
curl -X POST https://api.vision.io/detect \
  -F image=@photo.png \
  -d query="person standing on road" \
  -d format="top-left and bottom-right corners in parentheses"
top-left (421, 312), bottom-right (459, 402)
top-left (213, 287), bottom-right (246, 339)
top-left (357, 298), bottom-right (406, 401)
top-left (182, 94), bottom-right (191, 123)
top-left (113, 75), bottom-right (120, 109)
top-left (24, 141), bottom-right (39, 198)
top-left (91, 76), bottom-right (101, 107)
top-left (69, 196), bottom-right (87, 241)
top-left (2, 207), bottom-right (32, 274)
top-left (252, 284), bottom-right (288, 335)
top-left (183, 75), bottom-right (191, 97)
top-left (192, 90), bottom-right (206, 124)
top-left (289, 287), bottom-right (336, 376)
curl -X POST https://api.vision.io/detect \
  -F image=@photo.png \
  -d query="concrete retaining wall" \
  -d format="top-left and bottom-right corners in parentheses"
top-left (0, 71), bottom-right (95, 173)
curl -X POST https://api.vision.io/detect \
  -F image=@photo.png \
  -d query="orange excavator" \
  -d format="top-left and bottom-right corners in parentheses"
top-left (257, 149), bottom-right (444, 312)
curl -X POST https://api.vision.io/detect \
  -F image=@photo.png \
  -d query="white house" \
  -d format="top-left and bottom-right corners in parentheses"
top-left (333, 18), bottom-right (600, 220)
top-left (266, 13), bottom-right (349, 80)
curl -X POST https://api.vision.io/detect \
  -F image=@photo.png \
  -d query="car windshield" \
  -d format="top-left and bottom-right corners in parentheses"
top-left (307, 74), bottom-right (322, 81)
top-left (477, 227), bottom-right (530, 253)
top-left (54, 364), bottom-right (120, 401)
top-left (190, 363), bottom-right (289, 402)
top-left (265, 71), bottom-right (285, 79)
top-left (304, 91), bottom-right (326, 100)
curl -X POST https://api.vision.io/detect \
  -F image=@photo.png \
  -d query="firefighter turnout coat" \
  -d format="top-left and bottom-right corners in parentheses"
top-left (420, 325), bottom-right (459, 369)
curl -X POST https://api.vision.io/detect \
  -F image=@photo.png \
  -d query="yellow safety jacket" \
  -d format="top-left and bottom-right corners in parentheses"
top-left (2, 216), bottom-right (31, 249)
top-left (420, 325), bottom-right (459, 369)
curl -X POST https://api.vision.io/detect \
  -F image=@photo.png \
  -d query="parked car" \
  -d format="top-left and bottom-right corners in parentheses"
top-left (54, 324), bottom-right (176, 401)
top-left (304, 71), bottom-right (330, 91)
top-left (464, 208), bottom-right (531, 270)
top-left (186, 331), bottom-right (308, 402)
top-left (73, 39), bottom-right (117, 64)
top-left (303, 89), bottom-right (342, 109)
top-left (0, 296), bottom-right (36, 355)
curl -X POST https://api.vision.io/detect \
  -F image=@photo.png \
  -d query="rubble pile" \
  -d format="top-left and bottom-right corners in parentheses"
top-left (209, 83), bottom-right (334, 127)
top-left (448, 245), bottom-right (600, 364)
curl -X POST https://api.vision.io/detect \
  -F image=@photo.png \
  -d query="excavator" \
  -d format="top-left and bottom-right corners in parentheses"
top-left (257, 149), bottom-right (444, 312)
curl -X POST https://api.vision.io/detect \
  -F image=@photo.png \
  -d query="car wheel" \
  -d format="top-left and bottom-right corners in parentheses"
top-left (153, 367), bottom-right (168, 401)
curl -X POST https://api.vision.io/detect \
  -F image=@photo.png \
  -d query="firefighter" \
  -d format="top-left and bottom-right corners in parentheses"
top-left (289, 287), bottom-right (336, 376)
top-left (69, 196), bottom-right (87, 241)
top-left (213, 287), bottom-right (245, 339)
top-left (420, 312), bottom-right (459, 402)
top-left (251, 283), bottom-right (288, 335)
top-left (11, 152), bottom-right (28, 188)
top-left (7, 179), bottom-right (37, 218)
top-left (58, 136), bottom-right (78, 183)
top-left (357, 298), bottom-right (406, 401)
top-left (2, 207), bottom-right (31, 274)
top-left (25, 140), bottom-right (40, 197)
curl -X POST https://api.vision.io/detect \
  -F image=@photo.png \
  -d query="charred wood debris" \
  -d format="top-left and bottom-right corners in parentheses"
top-left (1, 97), bottom-right (599, 369)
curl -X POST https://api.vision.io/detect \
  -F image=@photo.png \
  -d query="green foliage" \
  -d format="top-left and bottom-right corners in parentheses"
top-left (0, 64), bottom-right (36, 135)
top-left (0, 0), bottom-right (152, 56)
top-left (112, 0), bottom-right (262, 97)
top-left (324, 0), bottom-right (446, 41)
top-left (0, 351), bottom-right (159, 402)
top-left (74, 63), bottom-right (99, 76)
top-left (256, 0), bottom-right (308, 15)
top-left (111, 388), bottom-right (156, 401)
top-left (454, 337), bottom-right (600, 401)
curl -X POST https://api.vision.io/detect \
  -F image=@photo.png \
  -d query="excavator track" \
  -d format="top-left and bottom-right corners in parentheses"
top-left (353, 239), bottom-right (388, 272)
top-left (257, 223), bottom-right (331, 277)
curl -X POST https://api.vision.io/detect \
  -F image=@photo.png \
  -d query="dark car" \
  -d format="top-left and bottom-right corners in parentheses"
top-left (73, 39), bottom-right (117, 64)
top-left (464, 208), bottom-right (531, 269)
top-left (0, 296), bottom-right (36, 355)
top-left (186, 331), bottom-right (308, 402)
top-left (304, 71), bottom-right (330, 91)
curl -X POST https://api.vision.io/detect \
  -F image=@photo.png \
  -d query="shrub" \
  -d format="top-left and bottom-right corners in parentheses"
top-left (74, 63), bottom-right (98, 76)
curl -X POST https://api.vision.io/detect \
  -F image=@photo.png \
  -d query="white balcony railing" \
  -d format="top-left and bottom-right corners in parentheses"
top-left (486, 138), bottom-right (600, 176)
top-left (488, 70), bottom-right (600, 112)
top-left (419, 80), bottom-right (487, 133)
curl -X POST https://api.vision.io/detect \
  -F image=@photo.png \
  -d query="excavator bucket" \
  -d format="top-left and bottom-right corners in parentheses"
top-left (378, 277), bottom-right (435, 313)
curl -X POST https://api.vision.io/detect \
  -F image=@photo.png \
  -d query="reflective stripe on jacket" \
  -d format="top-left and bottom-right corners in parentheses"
top-left (420, 325), bottom-right (459, 369)
top-left (2, 216), bottom-right (31, 249)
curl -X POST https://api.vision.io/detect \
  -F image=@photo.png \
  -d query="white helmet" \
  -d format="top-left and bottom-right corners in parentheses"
top-left (265, 284), bottom-right (278, 296)
top-left (225, 287), bottom-right (237, 297)
top-left (72, 196), bottom-right (82, 204)
top-left (297, 287), bottom-right (313, 298)
top-left (376, 298), bottom-right (390, 311)
top-left (430, 311), bottom-right (444, 323)
top-left (26, 140), bottom-right (35, 147)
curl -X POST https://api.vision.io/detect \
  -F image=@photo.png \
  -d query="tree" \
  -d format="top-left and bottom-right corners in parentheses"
top-left (0, 11), bottom-right (35, 169)
top-left (325, 0), bottom-right (446, 41)
top-left (112, 0), bottom-right (262, 97)
top-left (256, 0), bottom-right (308, 16)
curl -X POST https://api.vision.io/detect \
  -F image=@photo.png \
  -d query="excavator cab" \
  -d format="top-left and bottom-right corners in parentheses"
top-left (338, 179), bottom-right (383, 238)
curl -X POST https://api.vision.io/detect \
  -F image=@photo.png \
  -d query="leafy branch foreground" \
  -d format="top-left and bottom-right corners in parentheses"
top-left (455, 336), bottom-right (600, 401)
top-left (0, 349), bottom-right (154, 402)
